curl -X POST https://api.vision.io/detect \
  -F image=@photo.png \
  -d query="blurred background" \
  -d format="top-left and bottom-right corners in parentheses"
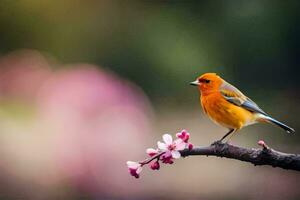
top-left (0, 0), bottom-right (299, 199)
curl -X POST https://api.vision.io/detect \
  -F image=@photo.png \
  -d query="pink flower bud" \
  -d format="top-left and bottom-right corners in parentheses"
top-left (150, 161), bottom-right (160, 170)
top-left (188, 143), bottom-right (193, 150)
top-left (146, 148), bottom-right (159, 157)
top-left (258, 140), bottom-right (265, 147)
top-left (127, 161), bottom-right (142, 178)
top-left (166, 159), bottom-right (174, 164)
top-left (129, 168), bottom-right (140, 178)
top-left (161, 153), bottom-right (174, 164)
top-left (176, 130), bottom-right (190, 143)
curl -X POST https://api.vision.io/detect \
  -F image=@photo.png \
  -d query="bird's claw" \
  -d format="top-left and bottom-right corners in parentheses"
top-left (211, 140), bottom-right (224, 146)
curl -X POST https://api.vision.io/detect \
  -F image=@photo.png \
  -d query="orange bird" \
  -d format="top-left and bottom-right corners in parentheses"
top-left (190, 73), bottom-right (295, 142)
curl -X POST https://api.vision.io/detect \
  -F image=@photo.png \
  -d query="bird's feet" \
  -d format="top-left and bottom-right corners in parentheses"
top-left (211, 140), bottom-right (224, 146)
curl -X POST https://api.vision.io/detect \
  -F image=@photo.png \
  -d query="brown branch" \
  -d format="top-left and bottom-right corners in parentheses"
top-left (179, 142), bottom-right (300, 171)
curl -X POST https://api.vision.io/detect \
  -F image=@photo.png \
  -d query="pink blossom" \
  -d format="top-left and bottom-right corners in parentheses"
top-left (258, 140), bottom-right (268, 149)
top-left (127, 130), bottom-right (193, 179)
top-left (126, 161), bottom-right (142, 178)
top-left (150, 161), bottom-right (160, 170)
top-left (161, 151), bottom-right (174, 164)
top-left (157, 134), bottom-right (186, 159)
top-left (146, 148), bottom-right (159, 157)
top-left (258, 140), bottom-right (265, 146)
top-left (176, 129), bottom-right (190, 143)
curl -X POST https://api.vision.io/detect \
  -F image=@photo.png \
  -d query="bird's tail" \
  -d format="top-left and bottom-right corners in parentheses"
top-left (257, 114), bottom-right (295, 134)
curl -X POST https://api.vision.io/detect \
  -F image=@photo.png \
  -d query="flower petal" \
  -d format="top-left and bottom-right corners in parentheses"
top-left (174, 139), bottom-right (186, 150)
top-left (157, 141), bottom-right (167, 150)
top-left (136, 166), bottom-right (143, 174)
top-left (146, 148), bottom-right (159, 156)
top-left (171, 150), bottom-right (181, 159)
top-left (127, 161), bottom-right (140, 169)
top-left (176, 130), bottom-right (190, 142)
top-left (150, 161), bottom-right (160, 170)
top-left (163, 134), bottom-right (173, 145)
top-left (163, 150), bottom-right (172, 158)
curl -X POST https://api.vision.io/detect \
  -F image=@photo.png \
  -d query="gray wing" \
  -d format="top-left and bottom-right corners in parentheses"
top-left (220, 81), bottom-right (267, 115)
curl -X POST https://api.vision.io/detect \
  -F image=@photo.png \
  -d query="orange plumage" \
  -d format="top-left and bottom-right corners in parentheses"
top-left (190, 73), bottom-right (295, 142)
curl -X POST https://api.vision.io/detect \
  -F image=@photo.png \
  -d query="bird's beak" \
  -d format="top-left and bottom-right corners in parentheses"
top-left (190, 80), bottom-right (200, 86)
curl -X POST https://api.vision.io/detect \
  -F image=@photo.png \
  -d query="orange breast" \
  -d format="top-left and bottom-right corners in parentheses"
top-left (200, 92), bottom-right (254, 130)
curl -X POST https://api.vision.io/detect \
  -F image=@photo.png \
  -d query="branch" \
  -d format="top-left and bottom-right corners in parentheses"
top-left (180, 141), bottom-right (300, 171)
top-left (127, 131), bottom-right (300, 179)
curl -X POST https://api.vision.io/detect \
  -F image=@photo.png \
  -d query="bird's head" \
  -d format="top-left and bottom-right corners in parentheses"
top-left (190, 73), bottom-right (223, 94)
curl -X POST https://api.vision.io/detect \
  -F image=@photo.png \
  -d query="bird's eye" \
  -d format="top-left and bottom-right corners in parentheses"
top-left (205, 79), bottom-right (210, 83)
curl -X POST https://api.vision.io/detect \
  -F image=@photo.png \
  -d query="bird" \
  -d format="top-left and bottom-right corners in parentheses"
top-left (190, 73), bottom-right (295, 142)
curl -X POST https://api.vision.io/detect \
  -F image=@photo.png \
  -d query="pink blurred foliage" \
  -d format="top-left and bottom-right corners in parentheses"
top-left (0, 50), bottom-right (153, 197)
top-left (0, 50), bottom-right (52, 103)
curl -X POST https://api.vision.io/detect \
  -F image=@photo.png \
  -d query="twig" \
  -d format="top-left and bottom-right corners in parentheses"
top-left (179, 141), bottom-right (300, 171)
top-left (139, 152), bottom-right (165, 165)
